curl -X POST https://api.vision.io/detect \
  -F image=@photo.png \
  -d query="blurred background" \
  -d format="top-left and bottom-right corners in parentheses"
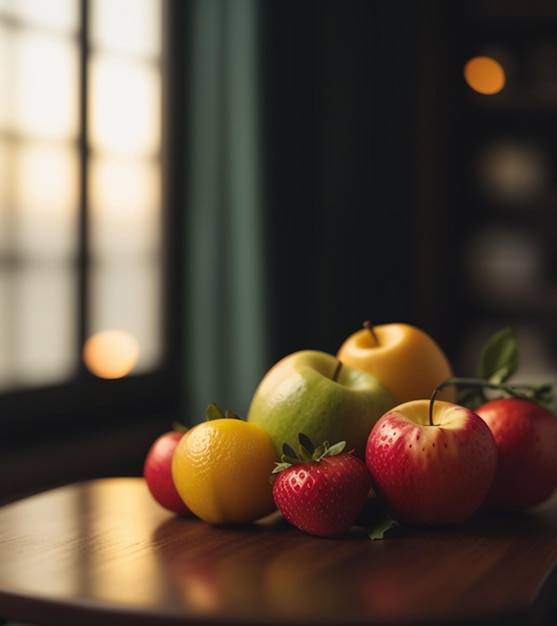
top-left (1, 0), bottom-right (557, 502)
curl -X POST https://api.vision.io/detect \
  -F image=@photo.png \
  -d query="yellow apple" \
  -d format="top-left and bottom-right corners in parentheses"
top-left (336, 322), bottom-right (455, 405)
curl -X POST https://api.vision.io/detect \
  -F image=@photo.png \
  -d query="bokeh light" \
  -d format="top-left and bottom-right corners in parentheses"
top-left (83, 329), bottom-right (140, 379)
top-left (464, 56), bottom-right (506, 95)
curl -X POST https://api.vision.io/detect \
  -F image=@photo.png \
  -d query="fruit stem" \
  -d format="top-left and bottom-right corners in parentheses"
top-left (440, 376), bottom-right (551, 399)
top-left (332, 359), bottom-right (343, 382)
top-left (429, 376), bottom-right (553, 426)
top-left (363, 320), bottom-right (380, 346)
top-left (429, 387), bottom-right (440, 426)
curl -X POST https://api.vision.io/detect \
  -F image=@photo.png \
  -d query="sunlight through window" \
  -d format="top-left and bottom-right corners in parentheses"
top-left (15, 32), bottom-right (78, 139)
top-left (89, 56), bottom-right (161, 155)
top-left (0, 0), bottom-right (165, 390)
top-left (91, 0), bottom-right (160, 58)
top-left (87, 0), bottom-right (163, 375)
top-left (15, 143), bottom-right (78, 258)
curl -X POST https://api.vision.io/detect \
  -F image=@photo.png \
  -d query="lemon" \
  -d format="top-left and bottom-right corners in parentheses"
top-left (171, 417), bottom-right (277, 524)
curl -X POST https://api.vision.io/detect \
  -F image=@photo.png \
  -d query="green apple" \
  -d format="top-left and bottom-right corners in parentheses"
top-left (246, 350), bottom-right (394, 459)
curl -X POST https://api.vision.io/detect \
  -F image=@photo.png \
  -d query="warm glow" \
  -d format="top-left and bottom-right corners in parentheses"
top-left (89, 156), bottom-right (161, 258)
top-left (88, 480), bottom-right (164, 604)
top-left (464, 56), bottom-right (506, 95)
top-left (89, 263), bottom-right (161, 373)
top-left (0, 141), bottom-right (7, 253)
top-left (15, 143), bottom-right (78, 258)
top-left (83, 330), bottom-right (140, 379)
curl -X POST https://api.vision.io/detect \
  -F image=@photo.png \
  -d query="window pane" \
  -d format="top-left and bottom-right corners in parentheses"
top-left (14, 142), bottom-right (78, 259)
top-left (90, 0), bottom-right (160, 58)
top-left (0, 23), bottom-right (13, 130)
top-left (89, 156), bottom-right (161, 258)
top-left (89, 54), bottom-right (161, 155)
top-left (0, 0), bottom-right (166, 396)
top-left (13, 264), bottom-right (77, 386)
top-left (0, 139), bottom-right (11, 253)
top-left (87, 0), bottom-right (164, 382)
top-left (14, 30), bottom-right (78, 139)
top-left (89, 260), bottom-right (161, 373)
top-left (9, 0), bottom-right (79, 33)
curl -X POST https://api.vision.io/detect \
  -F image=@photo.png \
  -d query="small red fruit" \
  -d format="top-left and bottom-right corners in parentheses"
top-left (271, 434), bottom-right (372, 537)
top-left (476, 398), bottom-right (557, 511)
top-left (144, 430), bottom-right (193, 516)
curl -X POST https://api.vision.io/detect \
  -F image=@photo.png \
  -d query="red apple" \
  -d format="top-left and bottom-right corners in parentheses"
top-left (144, 430), bottom-right (194, 516)
top-left (365, 399), bottom-right (497, 525)
top-left (475, 398), bottom-right (557, 511)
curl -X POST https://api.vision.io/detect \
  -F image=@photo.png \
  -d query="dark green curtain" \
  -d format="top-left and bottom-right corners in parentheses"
top-left (184, 0), bottom-right (267, 422)
top-left (182, 0), bottom-right (421, 424)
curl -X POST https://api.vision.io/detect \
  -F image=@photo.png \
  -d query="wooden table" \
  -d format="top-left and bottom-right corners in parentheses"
top-left (2, 477), bottom-right (557, 625)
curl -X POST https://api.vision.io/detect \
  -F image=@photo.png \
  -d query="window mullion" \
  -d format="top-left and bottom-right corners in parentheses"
top-left (78, 0), bottom-right (89, 373)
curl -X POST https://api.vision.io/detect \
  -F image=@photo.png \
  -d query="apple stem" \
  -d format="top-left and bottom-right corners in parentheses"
top-left (332, 359), bottom-right (343, 382)
top-left (429, 387), bottom-right (440, 426)
top-left (363, 320), bottom-right (380, 346)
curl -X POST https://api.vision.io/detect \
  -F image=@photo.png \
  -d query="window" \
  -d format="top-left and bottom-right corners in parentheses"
top-left (0, 0), bottom-right (179, 443)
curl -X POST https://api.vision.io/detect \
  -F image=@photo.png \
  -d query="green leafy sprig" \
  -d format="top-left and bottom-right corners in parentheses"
top-left (455, 327), bottom-right (554, 411)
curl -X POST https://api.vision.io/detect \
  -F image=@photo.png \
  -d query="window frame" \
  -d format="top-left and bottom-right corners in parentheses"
top-left (0, 0), bottom-right (187, 451)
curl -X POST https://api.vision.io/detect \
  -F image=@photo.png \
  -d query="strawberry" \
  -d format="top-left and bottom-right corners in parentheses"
top-left (271, 433), bottom-right (372, 537)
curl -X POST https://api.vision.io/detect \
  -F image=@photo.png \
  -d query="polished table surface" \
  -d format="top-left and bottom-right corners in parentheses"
top-left (2, 477), bottom-right (557, 626)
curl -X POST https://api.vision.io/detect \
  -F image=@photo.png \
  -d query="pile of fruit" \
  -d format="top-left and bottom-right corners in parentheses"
top-left (143, 323), bottom-right (557, 539)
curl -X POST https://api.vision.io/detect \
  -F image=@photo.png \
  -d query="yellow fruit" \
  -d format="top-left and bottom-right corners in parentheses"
top-left (171, 417), bottom-right (277, 524)
top-left (337, 322), bottom-right (455, 405)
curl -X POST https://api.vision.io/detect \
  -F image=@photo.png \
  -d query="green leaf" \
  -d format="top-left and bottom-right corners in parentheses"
top-left (281, 442), bottom-right (298, 460)
top-left (271, 461), bottom-right (293, 476)
top-left (324, 441), bottom-right (347, 457)
top-left (457, 328), bottom-right (519, 410)
top-left (475, 327), bottom-right (518, 383)
top-left (362, 498), bottom-right (397, 540)
top-left (171, 421), bottom-right (189, 432)
top-left (205, 403), bottom-right (243, 421)
top-left (298, 433), bottom-right (315, 456)
top-left (206, 402), bottom-right (224, 421)
top-left (368, 516), bottom-right (396, 540)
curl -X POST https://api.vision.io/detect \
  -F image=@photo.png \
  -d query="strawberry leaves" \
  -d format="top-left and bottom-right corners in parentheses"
top-left (271, 434), bottom-right (349, 478)
top-left (206, 402), bottom-right (242, 421)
